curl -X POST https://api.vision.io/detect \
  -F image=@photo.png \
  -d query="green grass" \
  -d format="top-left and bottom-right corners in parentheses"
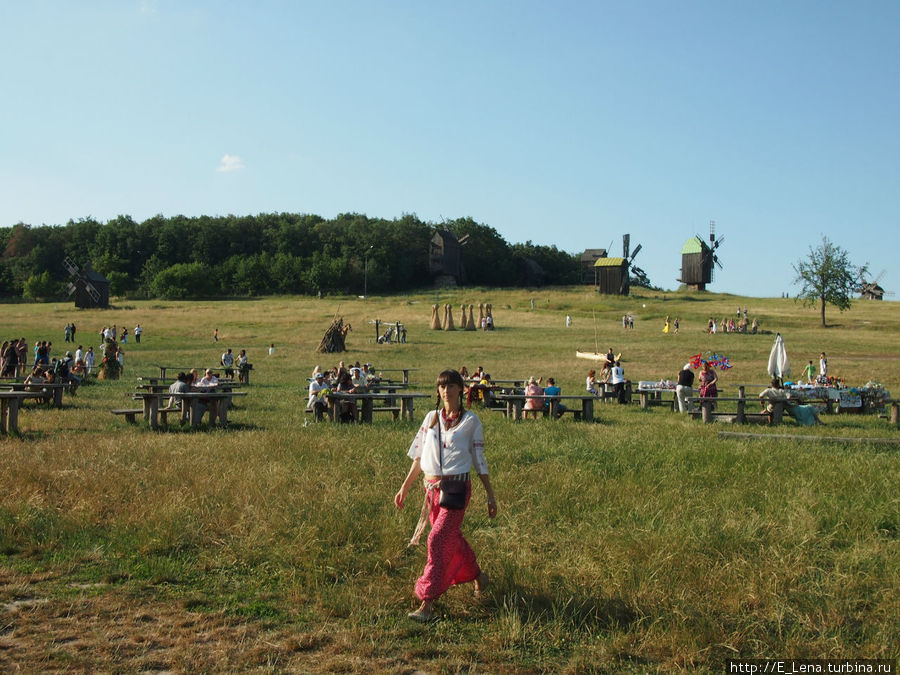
top-left (0, 288), bottom-right (898, 672)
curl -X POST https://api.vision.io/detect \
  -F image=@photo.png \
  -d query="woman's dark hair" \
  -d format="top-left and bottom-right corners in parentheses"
top-left (431, 369), bottom-right (466, 424)
top-left (436, 369), bottom-right (465, 390)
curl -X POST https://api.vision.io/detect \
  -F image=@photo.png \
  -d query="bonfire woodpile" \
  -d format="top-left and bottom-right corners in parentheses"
top-left (317, 317), bottom-right (350, 353)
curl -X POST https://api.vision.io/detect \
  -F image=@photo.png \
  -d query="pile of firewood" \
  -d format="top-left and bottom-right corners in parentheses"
top-left (316, 317), bottom-right (349, 353)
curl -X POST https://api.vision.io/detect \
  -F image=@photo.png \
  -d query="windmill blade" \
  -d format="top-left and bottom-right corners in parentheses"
top-left (873, 269), bottom-right (886, 284)
top-left (63, 257), bottom-right (79, 276)
top-left (714, 255), bottom-right (723, 269)
top-left (84, 282), bottom-right (100, 303)
top-left (622, 234), bottom-right (630, 260)
top-left (66, 282), bottom-right (76, 296)
top-left (457, 234), bottom-right (471, 246)
top-left (630, 243), bottom-right (642, 262)
top-left (712, 235), bottom-right (724, 250)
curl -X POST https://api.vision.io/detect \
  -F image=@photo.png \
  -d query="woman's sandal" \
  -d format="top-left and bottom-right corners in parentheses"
top-left (407, 607), bottom-right (437, 623)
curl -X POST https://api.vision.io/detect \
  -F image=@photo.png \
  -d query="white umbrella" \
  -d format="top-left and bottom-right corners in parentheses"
top-left (767, 332), bottom-right (790, 380)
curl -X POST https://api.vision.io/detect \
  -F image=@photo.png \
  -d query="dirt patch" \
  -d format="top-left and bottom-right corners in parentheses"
top-left (0, 571), bottom-right (411, 673)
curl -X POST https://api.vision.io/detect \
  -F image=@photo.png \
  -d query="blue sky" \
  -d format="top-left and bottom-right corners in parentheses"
top-left (2, 1), bottom-right (897, 298)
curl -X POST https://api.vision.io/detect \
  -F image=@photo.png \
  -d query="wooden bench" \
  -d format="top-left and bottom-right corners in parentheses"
top-left (111, 408), bottom-right (142, 424)
top-left (689, 393), bottom-right (785, 425)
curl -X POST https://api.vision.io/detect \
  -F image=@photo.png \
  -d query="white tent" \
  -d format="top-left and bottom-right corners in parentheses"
top-left (767, 333), bottom-right (790, 380)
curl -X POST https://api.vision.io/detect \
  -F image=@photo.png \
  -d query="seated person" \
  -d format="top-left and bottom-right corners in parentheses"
top-left (350, 367), bottom-right (367, 391)
top-left (466, 373), bottom-right (495, 407)
top-left (543, 377), bottom-right (566, 419)
top-left (758, 378), bottom-right (788, 424)
top-left (524, 376), bottom-right (544, 419)
top-left (24, 366), bottom-right (53, 392)
top-left (197, 369), bottom-right (219, 388)
top-left (168, 372), bottom-right (190, 409)
top-left (759, 379), bottom-right (825, 426)
top-left (335, 371), bottom-right (359, 422)
top-left (307, 371), bottom-right (331, 421)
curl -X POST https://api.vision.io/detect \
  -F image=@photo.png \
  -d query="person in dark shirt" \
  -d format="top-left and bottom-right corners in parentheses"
top-left (675, 364), bottom-right (695, 413)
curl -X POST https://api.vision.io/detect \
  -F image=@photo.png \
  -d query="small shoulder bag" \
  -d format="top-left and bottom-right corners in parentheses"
top-left (438, 412), bottom-right (467, 510)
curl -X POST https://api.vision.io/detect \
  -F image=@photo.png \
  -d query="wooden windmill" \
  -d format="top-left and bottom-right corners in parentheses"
top-left (678, 221), bottom-right (724, 291)
top-left (63, 257), bottom-right (109, 308)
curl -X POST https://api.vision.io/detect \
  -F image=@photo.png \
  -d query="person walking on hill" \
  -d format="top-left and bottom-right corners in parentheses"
top-left (394, 369), bottom-right (496, 623)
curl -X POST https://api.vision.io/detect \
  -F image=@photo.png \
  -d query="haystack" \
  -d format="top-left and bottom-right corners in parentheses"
top-left (443, 304), bottom-right (455, 330)
top-left (466, 305), bottom-right (476, 330)
top-left (430, 304), bottom-right (442, 330)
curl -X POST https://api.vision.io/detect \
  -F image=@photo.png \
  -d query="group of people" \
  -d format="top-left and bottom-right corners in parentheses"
top-left (802, 352), bottom-right (829, 384)
top-left (307, 361), bottom-right (382, 422)
top-left (584, 348), bottom-right (628, 404)
top-left (2, 337), bottom-right (95, 392)
top-left (662, 316), bottom-right (680, 334)
top-left (621, 314), bottom-right (635, 329)
top-left (706, 314), bottom-right (759, 334)
top-left (220, 348), bottom-right (252, 383)
top-left (674, 360), bottom-right (718, 413)
top-left (523, 375), bottom-right (566, 419)
top-left (166, 368), bottom-right (225, 423)
top-left (97, 324), bottom-right (142, 344)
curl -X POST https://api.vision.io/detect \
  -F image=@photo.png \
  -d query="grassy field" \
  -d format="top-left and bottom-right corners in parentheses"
top-left (1, 288), bottom-right (898, 673)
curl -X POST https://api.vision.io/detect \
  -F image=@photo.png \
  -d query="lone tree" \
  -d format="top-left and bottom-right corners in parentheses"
top-left (793, 236), bottom-right (867, 327)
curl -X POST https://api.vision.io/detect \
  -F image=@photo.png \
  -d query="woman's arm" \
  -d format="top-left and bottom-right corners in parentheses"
top-left (478, 473), bottom-right (497, 519)
top-left (394, 457), bottom-right (422, 509)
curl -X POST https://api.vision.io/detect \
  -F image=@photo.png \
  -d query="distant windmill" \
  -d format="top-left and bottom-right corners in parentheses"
top-left (594, 234), bottom-right (644, 295)
top-left (858, 270), bottom-right (894, 300)
top-left (63, 257), bottom-right (110, 309)
top-left (678, 221), bottom-right (724, 291)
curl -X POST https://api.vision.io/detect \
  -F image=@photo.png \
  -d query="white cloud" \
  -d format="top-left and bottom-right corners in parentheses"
top-left (216, 154), bottom-right (246, 173)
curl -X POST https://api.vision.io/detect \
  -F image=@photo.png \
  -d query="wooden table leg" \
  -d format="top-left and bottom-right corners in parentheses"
top-left (149, 395), bottom-right (159, 430)
top-left (218, 398), bottom-right (228, 426)
top-left (512, 399), bottom-right (523, 421)
top-left (54, 386), bottom-right (64, 408)
top-left (143, 396), bottom-right (153, 422)
top-left (582, 397), bottom-right (593, 422)
top-left (1, 399), bottom-right (8, 434)
top-left (191, 399), bottom-right (202, 428)
top-left (362, 397), bottom-right (374, 424)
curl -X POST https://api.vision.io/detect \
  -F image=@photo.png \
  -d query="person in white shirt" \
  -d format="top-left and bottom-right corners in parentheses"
top-left (221, 349), bottom-right (235, 378)
top-left (198, 369), bottom-right (218, 388)
top-left (74, 345), bottom-right (84, 364)
top-left (607, 360), bottom-right (627, 404)
top-left (84, 347), bottom-right (95, 375)
top-left (307, 372), bottom-right (330, 421)
top-left (394, 369), bottom-right (496, 623)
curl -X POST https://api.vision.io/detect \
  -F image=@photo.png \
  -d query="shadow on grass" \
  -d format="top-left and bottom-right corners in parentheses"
top-left (473, 584), bottom-right (638, 633)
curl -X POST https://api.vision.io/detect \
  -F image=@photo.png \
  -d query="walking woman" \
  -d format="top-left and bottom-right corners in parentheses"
top-left (394, 369), bottom-right (497, 622)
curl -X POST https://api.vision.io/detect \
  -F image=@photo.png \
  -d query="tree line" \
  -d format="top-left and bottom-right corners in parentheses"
top-left (0, 213), bottom-right (583, 300)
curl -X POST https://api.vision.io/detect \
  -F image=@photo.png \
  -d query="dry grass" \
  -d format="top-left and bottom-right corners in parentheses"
top-left (1, 288), bottom-right (898, 672)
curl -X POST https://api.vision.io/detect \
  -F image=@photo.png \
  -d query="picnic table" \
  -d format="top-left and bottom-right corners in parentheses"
top-left (0, 382), bottom-right (70, 408)
top-left (316, 391), bottom-right (430, 423)
top-left (493, 393), bottom-right (596, 422)
top-left (116, 389), bottom-right (247, 429)
top-left (637, 384), bottom-right (678, 411)
top-left (0, 391), bottom-right (31, 434)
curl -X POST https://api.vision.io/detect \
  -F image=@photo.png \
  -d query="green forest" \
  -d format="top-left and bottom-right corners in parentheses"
top-left (0, 213), bottom-right (583, 300)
